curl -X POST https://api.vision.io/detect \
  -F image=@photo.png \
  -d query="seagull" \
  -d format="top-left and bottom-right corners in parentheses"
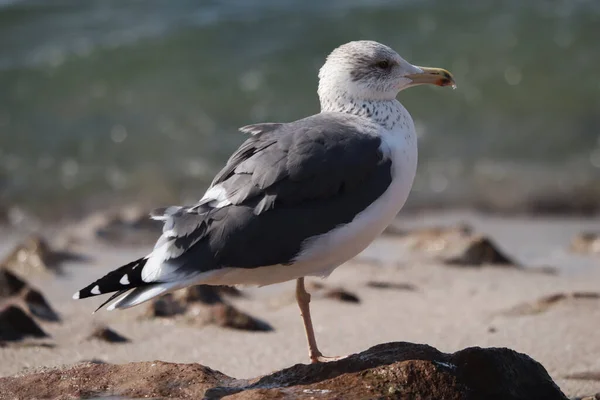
top-left (73, 40), bottom-right (455, 364)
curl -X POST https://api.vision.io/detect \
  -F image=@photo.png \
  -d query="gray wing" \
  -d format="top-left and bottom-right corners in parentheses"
top-left (150, 112), bottom-right (393, 279)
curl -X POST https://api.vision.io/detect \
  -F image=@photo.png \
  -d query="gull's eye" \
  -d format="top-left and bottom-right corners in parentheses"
top-left (375, 60), bottom-right (391, 70)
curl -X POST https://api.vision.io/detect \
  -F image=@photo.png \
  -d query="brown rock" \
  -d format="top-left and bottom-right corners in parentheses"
top-left (503, 292), bottom-right (600, 316)
top-left (94, 206), bottom-right (162, 245)
top-left (366, 280), bottom-right (418, 291)
top-left (21, 287), bottom-right (60, 322)
top-left (145, 293), bottom-right (186, 318)
top-left (0, 268), bottom-right (26, 297)
top-left (0, 304), bottom-right (49, 342)
top-left (0, 342), bottom-right (567, 399)
top-left (183, 285), bottom-right (225, 305)
top-left (323, 288), bottom-right (360, 303)
top-left (0, 234), bottom-right (86, 276)
top-left (87, 325), bottom-right (130, 343)
top-left (570, 232), bottom-right (600, 255)
top-left (146, 292), bottom-right (272, 332)
top-left (206, 304), bottom-right (272, 332)
top-left (402, 224), bottom-right (473, 252)
top-left (445, 235), bottom-right (518, 267)
top-left (0, 269), bottom-right (61, 322)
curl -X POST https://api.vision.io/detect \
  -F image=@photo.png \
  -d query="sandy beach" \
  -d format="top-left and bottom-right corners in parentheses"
top-left (0, 210), bottom-right (598, 398)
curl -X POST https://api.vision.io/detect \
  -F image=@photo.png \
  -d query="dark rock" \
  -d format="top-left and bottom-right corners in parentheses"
top-left (402, 224), bottom-right (473, 253)
top-left (93, 206), bottom-right (162, 245)
top-left (571, 394), bottom-right (600, 400)
top-left (87, 325), bottom-right (130, 343)
top-left (146, 292), bottom-right (272, 332)
top-left (570, 232), bottom-right (600, 255)
top-left (0, 342), bottom-right (567, 399)
top-left (0, 268), bottom-right (26, 297)
top-left (145, 293), bottom-right (186, 318)
top-left (0, 304), bottom-right (49, 342)
top-left (0, 268), bottom-right (61, 322)
top-left (502, 292), bottom-right (600, 316)
top-left (207, 304), bottom-right (272, 332)
top-left (21, 287), bottom-right (61, 322)
top-left (323, 288), bottom-right (360, 303)
top-left (184, 285), bottom-right (224, 305)
top-left (0, 234), bottom-right (86, 276)
top-left (366, 280), bottom-right (418, 291)
top-left (445, 235), bottom-right (518, 267)
top-left (564, 371), bottom-right (600, 381)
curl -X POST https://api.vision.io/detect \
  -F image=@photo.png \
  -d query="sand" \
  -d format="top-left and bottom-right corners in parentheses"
top-left (1, 210), bottom-right (599, 398)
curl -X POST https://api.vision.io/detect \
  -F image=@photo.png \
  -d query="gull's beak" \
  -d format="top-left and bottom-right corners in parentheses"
top-left (405, 66), bottom-right (456, 88)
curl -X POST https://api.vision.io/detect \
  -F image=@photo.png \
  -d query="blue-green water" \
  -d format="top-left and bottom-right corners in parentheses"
top-left (1, 0), bottom-right (599, 218)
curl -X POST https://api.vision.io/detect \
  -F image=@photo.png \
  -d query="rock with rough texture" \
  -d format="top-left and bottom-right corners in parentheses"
top-left (366, 280), bottom-right (418, 291)
top-left (0, 268), bottom-right (60, 322)
top-left (0, 342), bottom-right (567, 400)
top-left (0, 269), bottom-right (26, 297)
top-left (87, 325), bottom-right (130, 343)
top-left (0, 304), bottom-right (48, 342)
top-left (446, 235), bottom-right (518, 267)
top-left (0, 234), bottom-right (86, 276)
top-left (502, 292), bottom-right (600, 316)
top-left (145, 291), bottom-right (272, 332)
top-left (20, 287), bottom-right (61, 322)
top-left (570, 232), bottom-right (600, 255)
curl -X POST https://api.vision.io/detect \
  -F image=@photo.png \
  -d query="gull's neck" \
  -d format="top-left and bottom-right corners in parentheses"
top-left (319, 91), bottom-right (405, 131)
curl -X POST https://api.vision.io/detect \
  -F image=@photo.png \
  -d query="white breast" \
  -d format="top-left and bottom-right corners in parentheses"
top-left (294, 108), bottom-right (418, 272)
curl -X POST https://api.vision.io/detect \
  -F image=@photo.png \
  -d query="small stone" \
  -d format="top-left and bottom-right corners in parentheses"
top-left (445, 235), bottom-right (518, 267)
top-left (502, 292), bottom-right (600, 316)
top-left (183, 285), bottom-right (223, 305)
top-left (324, 289), bottom-right (360, 304)
top-left (21, 287), bottom-right (60, 322)
top-left (0, 234), bottom-right (86, 276)
top-left (366, 281), bottom-right (417, 291)
top-left (87, 326), bottom-right (130, 343)
top-left (209, 304), bottom-right (272, 332)
top-left (570, 232), bottom-right (600, 255)
top-left (0, 269), bottom-right (26, 297)
top-left (0, 304), bottom-right (49, 341)
top-left (145, 294), bottom-right (186, 318)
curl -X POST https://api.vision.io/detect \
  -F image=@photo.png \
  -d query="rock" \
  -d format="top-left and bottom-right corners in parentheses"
top-left (445, 235), bottom-right (519, 267)
top-left (145, 293), bottom-right (186, 318)
top-left (0, 342), bottom-right (567, 399)
top-left (205, 304), bottom-right (273, 332)
top-left (0, 304), bottom-right (49, 342)
top-left (502, 292), bottom-right (600, 316)
top-left (366, 280), bottom-right (418, 291)
top-left (94, 206), bottom-right (161, 245)
top-left (402, 224), bottom-right (473, 252)
top-left (0, 234), bottom-right (86, 276)
top-left (571, 394), bottom-right (600, 400)
top-left (0, 268), bottom-right (26, 297)
top-left (87, 325), bottom-right (130, 343)
top-left (323, 288), bottom-right (360, 303)
top-left (21, 287), bottom-right (60, 322)
top-left (183, 285), bottom-right (225, 305)
top-left (570, 232), bottom-right (600, 255)
top-left (0, 269), bottom-right (61, 322)
top-left (305, 281), bottom-right (360, 303)
top-left (146, 292), bottom-right (272, 332)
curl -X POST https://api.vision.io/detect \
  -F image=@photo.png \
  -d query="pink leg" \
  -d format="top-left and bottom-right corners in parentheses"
top-left (295, 277), bottom-right (345, 363)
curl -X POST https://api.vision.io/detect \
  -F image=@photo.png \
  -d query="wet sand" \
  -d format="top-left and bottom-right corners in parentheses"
top-left (1, 211), bottom-right (599, 398)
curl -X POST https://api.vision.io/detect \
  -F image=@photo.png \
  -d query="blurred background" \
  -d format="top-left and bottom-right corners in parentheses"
top-left (1, 0), bottom-right (599, 221)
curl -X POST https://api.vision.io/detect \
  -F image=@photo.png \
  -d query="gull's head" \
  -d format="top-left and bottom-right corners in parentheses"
top-left (318, 40), bottom-right (455, 103)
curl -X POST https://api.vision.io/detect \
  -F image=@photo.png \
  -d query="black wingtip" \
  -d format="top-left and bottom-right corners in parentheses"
top-left (74, 257), bottom-right (148, 301)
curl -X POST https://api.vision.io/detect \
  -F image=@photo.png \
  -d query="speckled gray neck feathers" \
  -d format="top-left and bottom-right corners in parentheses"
top-left (319, 94), bottom-right (403, 131)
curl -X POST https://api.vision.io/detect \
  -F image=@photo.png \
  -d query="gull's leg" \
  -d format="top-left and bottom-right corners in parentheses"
top-left (295, 277), bottom-right (345, 364)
